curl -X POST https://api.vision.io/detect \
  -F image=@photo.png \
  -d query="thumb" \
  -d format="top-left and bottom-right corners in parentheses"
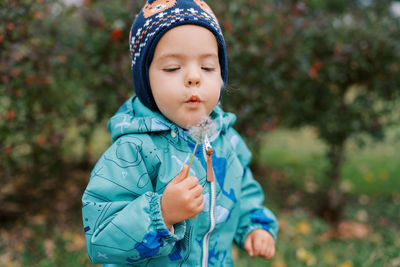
top-left (172, 165), bottom-right (189, 183)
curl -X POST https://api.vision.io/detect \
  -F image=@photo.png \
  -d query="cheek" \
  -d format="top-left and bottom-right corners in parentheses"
top-left (210, 93), bottom-right (220, 110)
top-left (213, 77), bottom-right (224, 99)
top-left (205, 87), bottom-right (221, 114)
top-left (153, 90), bottom-right (175, 113)
top-left (149, 69), bottom-right (168, 100)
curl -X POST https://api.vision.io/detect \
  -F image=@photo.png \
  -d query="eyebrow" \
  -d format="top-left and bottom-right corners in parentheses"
top-left (155, 53), bottom-right (218, 62)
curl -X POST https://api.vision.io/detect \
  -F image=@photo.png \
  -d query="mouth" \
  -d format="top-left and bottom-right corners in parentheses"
top-left (186, 95), bottom-right (201, 104)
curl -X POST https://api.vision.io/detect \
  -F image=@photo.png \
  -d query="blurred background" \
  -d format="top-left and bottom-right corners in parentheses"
top-left (1, 0), bottom-right (400, 266)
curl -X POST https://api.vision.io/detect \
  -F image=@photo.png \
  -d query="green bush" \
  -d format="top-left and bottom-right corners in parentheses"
top-left (0, 0), bottom-right (139, 220)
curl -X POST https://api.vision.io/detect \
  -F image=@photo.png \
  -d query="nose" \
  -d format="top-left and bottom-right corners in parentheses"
top-left (184, 66), bottom-right (201, 88)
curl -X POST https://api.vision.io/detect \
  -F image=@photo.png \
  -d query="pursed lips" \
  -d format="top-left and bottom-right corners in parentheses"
top-left (186, 95), bottom-right (201, 104)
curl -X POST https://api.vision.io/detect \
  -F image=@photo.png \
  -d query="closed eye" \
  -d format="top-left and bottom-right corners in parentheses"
top-left (202, 67), bottom-right (216, 72)
top-left (163, 67), bottom-right (180, 72)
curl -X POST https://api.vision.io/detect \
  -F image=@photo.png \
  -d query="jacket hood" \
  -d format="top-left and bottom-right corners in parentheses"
top-left (108, 96), bottom-right (237, 142)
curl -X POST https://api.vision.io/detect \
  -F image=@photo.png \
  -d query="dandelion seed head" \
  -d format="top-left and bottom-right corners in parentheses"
top-left (188, 116), bottom-right (217, 141)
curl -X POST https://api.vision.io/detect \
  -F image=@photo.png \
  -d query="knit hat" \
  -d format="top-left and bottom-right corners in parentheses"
top-left (129, 0), bottom-right (228, 110)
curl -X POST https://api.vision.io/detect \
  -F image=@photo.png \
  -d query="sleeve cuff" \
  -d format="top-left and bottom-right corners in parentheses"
top-left (148, 192), bottom-right (186, 241)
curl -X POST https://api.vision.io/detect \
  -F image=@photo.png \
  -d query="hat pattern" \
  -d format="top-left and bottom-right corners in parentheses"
top-left (130, 0), bottom-right (222, 66)
top-left (142, 0), bottom-right (177, 18)
top-left (193, 0), bottom-right (218, 21)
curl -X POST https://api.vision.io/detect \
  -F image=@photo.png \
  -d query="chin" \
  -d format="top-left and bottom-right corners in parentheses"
top-left (179, 117), bottom-right (201, 129)
top-left (181, 121), bottom-right (197, 130)
top-left (175, 110), bottom-right (211, 129)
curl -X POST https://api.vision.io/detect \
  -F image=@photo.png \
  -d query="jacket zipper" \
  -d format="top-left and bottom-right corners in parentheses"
top-left (201, 135), bottom-right (216, 267)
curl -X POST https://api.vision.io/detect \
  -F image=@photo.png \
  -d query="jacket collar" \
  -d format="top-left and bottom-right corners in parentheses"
top-left (108, 96), bottom-right (236, 143)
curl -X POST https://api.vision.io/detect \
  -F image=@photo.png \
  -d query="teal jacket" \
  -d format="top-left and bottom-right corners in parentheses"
top-left (82, 96), bottom-right (279, 266)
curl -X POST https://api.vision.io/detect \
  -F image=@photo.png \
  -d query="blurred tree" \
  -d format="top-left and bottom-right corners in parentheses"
top-left (1, 0), bottom-right (80, 220)
top-left (214, 0), bottom-right (400, 224)
top-left (0, 0), bottom-right (140, 221)
top-left (61, 0), bottom-right (142, 163)
top-left (308, 0), bottom-right (357, 13)
top-left (279, 9), bottom-right (400, 224)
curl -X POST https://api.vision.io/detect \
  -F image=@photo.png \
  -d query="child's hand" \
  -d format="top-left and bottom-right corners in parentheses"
top-left (161, 165), bottom-right (204, 230)
top-left (244, 229), bottom-right (275, 260)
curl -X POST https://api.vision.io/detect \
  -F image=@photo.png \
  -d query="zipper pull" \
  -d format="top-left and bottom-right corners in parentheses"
top-left (205, 134), bottom-right (215, 182)
top-left (206, 148), bottom-right (214, 182)
top-left (204, 135), bottom-right (215, 182)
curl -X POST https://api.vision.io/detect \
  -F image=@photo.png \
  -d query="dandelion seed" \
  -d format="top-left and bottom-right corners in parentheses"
top-left (188, 116), bottom-right (217, 142)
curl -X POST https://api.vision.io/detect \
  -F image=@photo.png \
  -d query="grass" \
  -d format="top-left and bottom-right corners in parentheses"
top-left (2, 197), bottom-right (399, 267)
top-left (1, 126), bottom-right (399, 266)
top-left (235, 204), bottom-right (400, 267)
top-left (0, 220), bottom-right (93, 267)
top-left (258, 126), bottom-right (400, 196)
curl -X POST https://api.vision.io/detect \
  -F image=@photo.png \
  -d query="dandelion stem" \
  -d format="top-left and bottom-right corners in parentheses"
top-left (185, 135), bottom-right (201, 178)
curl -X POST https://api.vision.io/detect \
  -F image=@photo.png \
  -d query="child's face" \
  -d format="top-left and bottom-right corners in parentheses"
top-left (149, 24), bottom-right (222, 129)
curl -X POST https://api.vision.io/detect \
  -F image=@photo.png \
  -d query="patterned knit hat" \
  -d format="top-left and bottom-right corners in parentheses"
top-left (129, 0), bottom-right (228, 110)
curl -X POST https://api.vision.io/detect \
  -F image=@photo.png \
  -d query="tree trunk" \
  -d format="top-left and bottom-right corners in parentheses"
top-left (321, 140), bottom-right (346, 227)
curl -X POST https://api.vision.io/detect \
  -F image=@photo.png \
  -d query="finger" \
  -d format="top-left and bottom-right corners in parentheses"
top-left (264, 235), bottom-right (275, 259)
top-left (172, 165), bottom-right (189, 184)
top-left (259, 241), bottom-right (267, 259)
top-left (260, 239), bottom-right (275, 259)
top-left (193, 200), bottom-right (205, 214)
top-left (199, 200), bottom-right (205, 211)
top-left (191, 184), bottom-right (203, 198)
top-left (265, 245), bottom-right (275, 259)
top-left (261, 248), bottom-right (271, 259)
top-left (181, 176), bottom-right (199, 189)
top-left (253, 236), bottom-right (263, 256)
top-left (244, 236), bottom-right (253, 257)
top-left (189, 200), bottom-right (205, 218)
top-left (192, 195), bottom-right (204, 208)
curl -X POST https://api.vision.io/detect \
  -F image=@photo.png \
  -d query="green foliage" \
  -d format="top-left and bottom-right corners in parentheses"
top-left (0, 0), bottom-right (142, 174)
top-left (2, 0), bottom-right (400, 172)
top-left (308, 0), bottom-right (357, 13)
top-left (0, 0), bottom-right (140, 219)
top-left (215, 0), bottom-right (400, 147)
top-left (1, 0), bottom-right (400, 224)
top-left (280, 12), bottom-right (400, 146)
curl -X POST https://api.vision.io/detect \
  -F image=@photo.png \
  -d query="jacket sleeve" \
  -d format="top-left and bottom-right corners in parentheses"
top-left (82, 136), bottom-right (185, 265)
top-left (231, 130), bottom-right (279, 248)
